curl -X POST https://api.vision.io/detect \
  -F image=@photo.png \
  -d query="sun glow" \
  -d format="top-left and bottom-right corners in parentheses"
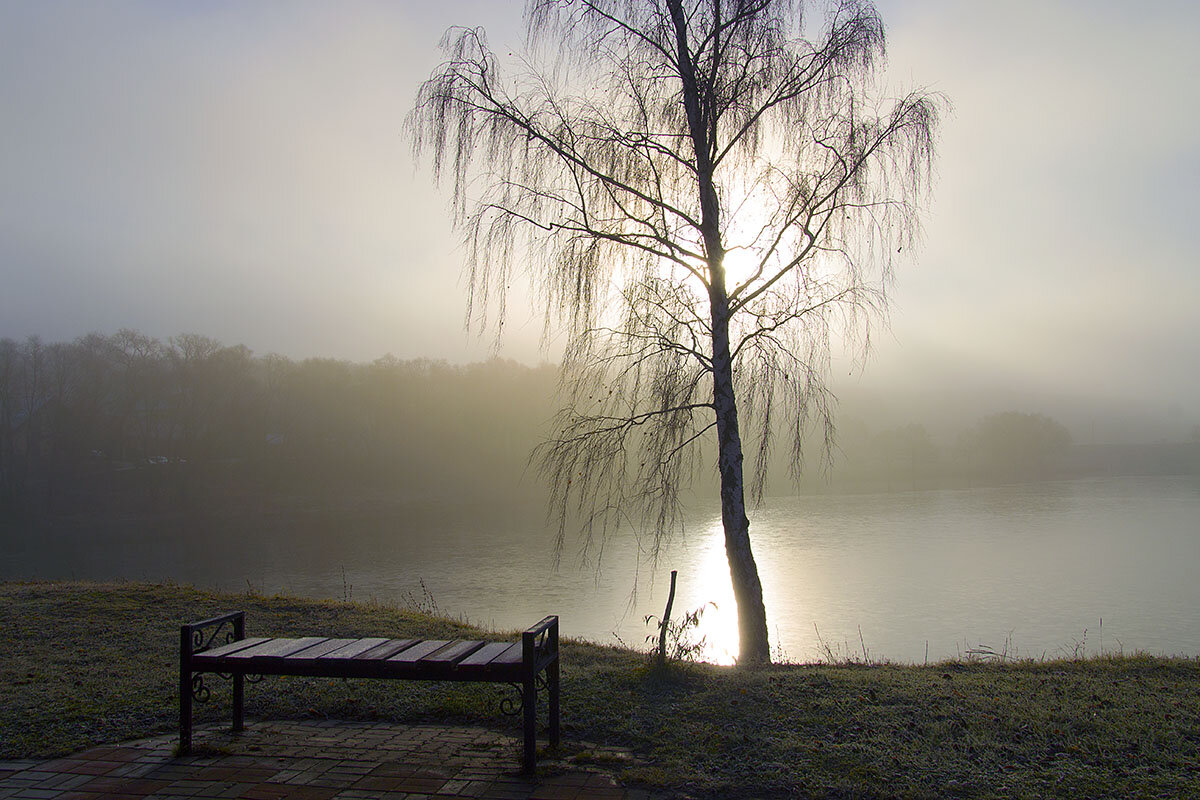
top-left (689, 521), bottom-right (741, 665)
top-left (720, 247), bottom-right (764, 290)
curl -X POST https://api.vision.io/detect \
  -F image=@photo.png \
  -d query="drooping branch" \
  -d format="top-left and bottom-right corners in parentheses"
top-left (411, 0), bottom-right (944, 575)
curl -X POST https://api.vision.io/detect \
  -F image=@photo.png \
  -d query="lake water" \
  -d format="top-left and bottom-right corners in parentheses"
top-left (3, 475), bottom-right (1198, 664)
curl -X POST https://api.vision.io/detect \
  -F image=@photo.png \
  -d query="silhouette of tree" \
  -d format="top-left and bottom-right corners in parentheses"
top-left (413, 0), bottom-right (944, 664)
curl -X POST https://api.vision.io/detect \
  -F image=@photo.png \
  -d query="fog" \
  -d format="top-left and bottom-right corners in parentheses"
top-left (1, 0), bottom-right (1198, 458)
top-left (0, 331), bottom-right (1194, 527)
top-left (5, 0), bottom-right (1200, 684)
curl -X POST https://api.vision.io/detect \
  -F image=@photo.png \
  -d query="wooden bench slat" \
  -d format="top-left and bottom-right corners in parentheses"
top-left (196, 637), bottom-right (272, 658)
top-left (387, 640), bottom-right (451, 663)
top-left (420, 640), bottom-right (486, 665)
top-left (284, 638), bottom-right (357, 660)
top-left (488, 642), bottom-right (525, 666)
top-left (356, 638), bottom-right (419, 660)
top-left (456, 641), bottom-right (516, 667)
top-left (319, 638), bottom-right (391, 659)
top-left (224, 637), bottom-right (327, 660)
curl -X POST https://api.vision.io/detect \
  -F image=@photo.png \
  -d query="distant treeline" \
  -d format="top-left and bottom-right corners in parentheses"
top-left (0, 331), bottom-right (557, 519)
top-left (801, 414), bottom-right (1199, 494)
top-left (1, 331), bottom-right (1196, 520)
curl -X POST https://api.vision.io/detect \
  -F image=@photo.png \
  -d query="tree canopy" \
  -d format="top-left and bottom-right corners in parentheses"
top-left (412, 0), bottom-right (944, 664)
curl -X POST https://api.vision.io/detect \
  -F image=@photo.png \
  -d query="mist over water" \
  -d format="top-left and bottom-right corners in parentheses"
top-left (1, 0), bottom-right (1198, 698)
top-left (1, 333), bottom-right (1198, 663)
top-left (707, 476), bottom-right (1200, 663)
top-left (5, 476), bottom-right (1198, 665)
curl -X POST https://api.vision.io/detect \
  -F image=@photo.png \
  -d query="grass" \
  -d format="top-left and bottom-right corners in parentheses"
top-left (3, 580), bottom-right (1200, 798)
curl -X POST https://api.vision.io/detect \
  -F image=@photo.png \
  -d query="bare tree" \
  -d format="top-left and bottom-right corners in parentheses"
top-left (412, 0), bottom-right (943, 664)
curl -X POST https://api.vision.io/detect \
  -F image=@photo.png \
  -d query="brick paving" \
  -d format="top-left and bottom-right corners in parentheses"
top-left (0, 721), bottom-right (659, 800)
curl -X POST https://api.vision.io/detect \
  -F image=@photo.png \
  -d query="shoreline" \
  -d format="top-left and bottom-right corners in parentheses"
top-left (4, 579), bottom-right (1200, 798)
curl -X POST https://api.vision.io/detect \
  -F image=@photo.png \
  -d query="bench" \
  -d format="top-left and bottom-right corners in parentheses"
top-left (180, 611), bottom-right (559, 773)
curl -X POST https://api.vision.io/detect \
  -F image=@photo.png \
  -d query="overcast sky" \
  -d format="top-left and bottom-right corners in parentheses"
top-left (1, 0), bottom-right (1197, 431)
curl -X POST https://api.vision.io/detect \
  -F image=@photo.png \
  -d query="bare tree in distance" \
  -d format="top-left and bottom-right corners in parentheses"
top-left (411, 0), bottom-right (944, 665)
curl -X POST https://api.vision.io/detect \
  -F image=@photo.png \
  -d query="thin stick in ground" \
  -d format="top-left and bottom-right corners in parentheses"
top-left (657, 570), bottom-right (678, 669)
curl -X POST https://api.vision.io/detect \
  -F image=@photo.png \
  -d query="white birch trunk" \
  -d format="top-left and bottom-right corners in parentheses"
top-left (710, 293), bottom-right (771, 665)
top-left (666, 0), bottom-right (771, 665)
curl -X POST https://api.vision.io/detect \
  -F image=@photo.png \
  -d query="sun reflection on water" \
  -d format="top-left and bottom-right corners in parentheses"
top-left (688, 521), bottom-right (740, 665)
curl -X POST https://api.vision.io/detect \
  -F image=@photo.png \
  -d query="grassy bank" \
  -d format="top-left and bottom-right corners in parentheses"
top-left (2, 581), bottom-right (1198, 798)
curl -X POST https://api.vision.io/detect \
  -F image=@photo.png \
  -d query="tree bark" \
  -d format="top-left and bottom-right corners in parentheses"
top-left (710, 293), bottom-right (771, 666)
top-left (666, 0), bottom-right (770, 665)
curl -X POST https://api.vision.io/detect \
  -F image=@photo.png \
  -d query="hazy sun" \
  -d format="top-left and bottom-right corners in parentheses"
top-left (721, 247), bottom-right (762, 289)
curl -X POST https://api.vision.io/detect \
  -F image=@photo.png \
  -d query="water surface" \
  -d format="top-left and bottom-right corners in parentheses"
top-left (3, 476), bottom-right (1197, 664)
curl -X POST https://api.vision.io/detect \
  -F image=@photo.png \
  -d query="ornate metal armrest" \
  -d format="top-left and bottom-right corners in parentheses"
top-left (522, 615), bottom-right (559, 670)
top-left (182, 611), bottom-right (246, 655)
top-left (179, 611), bottom-right (248, 753)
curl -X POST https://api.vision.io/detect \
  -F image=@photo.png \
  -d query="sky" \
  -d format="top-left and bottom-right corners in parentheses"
top-left (1, 0), bottom-right (1197, 438)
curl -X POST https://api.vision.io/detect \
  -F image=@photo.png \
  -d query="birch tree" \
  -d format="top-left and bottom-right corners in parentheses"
top-left (412, 0), bottom-right (943, 664)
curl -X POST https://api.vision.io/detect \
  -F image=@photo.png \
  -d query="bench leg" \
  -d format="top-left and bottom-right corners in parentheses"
top-left (232, 673), bottom-right (244, 733)
top-left (179, 669), bottom-right (192, 755)
top-left (522, 674), bottom-right (537, 775)
top-left (548, 659), bottom-right (560, 748)
top-left (179, 625), bottom-right (192, 756)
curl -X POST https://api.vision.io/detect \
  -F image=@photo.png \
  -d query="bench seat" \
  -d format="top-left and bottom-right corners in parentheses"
top-left (180, 612), bottom-right (559, 773)
top-left (192, 636), bottom-right (537, 680)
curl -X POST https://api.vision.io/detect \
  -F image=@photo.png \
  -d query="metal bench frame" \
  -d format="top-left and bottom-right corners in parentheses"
top-left (179, 611), bottom-right (559, 774)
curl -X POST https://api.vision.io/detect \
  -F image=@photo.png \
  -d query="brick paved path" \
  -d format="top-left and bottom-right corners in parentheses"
top-left (0, 720), bottom-right (654, 800)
